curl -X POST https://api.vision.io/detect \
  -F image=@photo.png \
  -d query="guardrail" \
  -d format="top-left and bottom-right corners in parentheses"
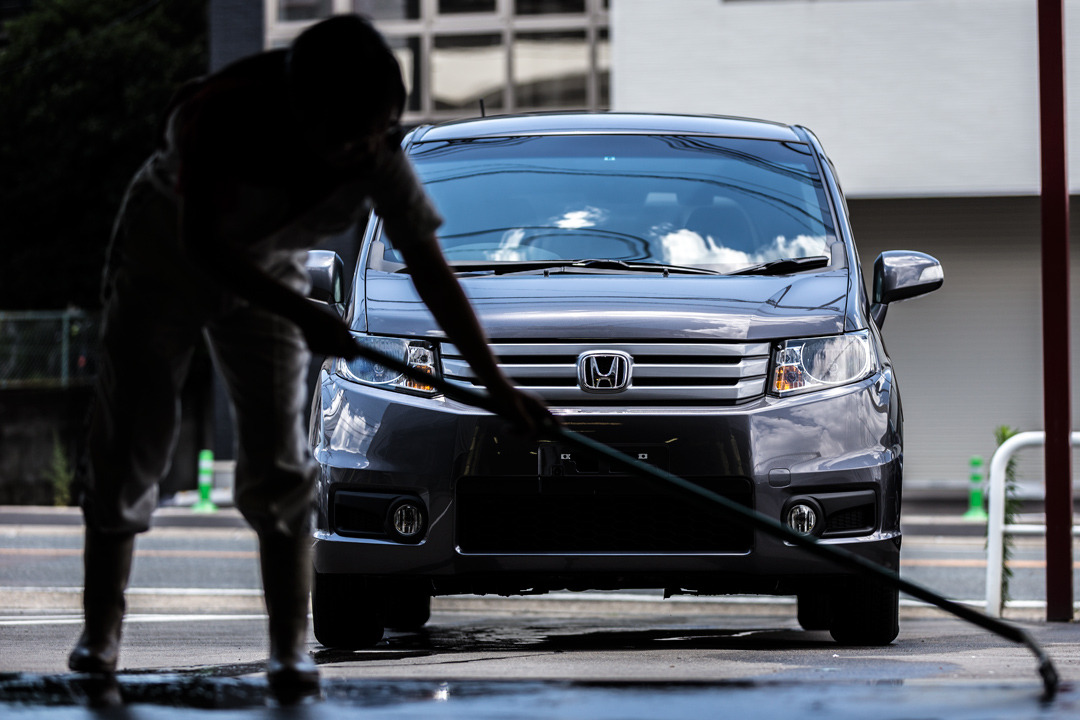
top-left (985, 430), bottom-right (1080, 618)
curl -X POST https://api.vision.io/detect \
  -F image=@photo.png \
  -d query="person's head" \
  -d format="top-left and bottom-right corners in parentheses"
top-left (286, 14), bottom-right (405, 164)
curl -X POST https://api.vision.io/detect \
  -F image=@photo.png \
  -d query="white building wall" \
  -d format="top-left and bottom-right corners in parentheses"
top-left (610, 0), bottom-right (1080, 198)
top-left (850, 197), bottom-right (1080, 489)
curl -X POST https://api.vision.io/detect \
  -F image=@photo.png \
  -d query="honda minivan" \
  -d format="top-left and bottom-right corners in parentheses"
top-left (306, 113), bottom-right (943, 649)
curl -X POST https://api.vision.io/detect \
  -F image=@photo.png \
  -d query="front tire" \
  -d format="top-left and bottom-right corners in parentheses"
top-left (828, 578), bottom-right (899, 646)
top-left (796, 591), bottom-right (831, 631)
top-left (384, 588), bottom-right (431, 631)
top-left (311, 571), bottom-right (385, 649)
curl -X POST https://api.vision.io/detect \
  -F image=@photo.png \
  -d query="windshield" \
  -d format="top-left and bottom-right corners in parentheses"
top-left (375, 134), bottom-right (838, 273)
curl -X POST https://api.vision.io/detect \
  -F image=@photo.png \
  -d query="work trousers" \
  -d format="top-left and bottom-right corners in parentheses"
top-left (80, 170), bottom-right (317, 541)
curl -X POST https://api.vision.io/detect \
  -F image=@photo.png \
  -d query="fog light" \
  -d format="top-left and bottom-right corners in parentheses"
top-left (386, 498), bottom-right (425, 542)
top-left (787, 503), bottom-right (818, 534)
top-left (394, 503), bottom-right (422, 536)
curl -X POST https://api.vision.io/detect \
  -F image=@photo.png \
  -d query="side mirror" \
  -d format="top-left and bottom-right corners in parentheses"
top-left (305, 250), bottom-right (346, 317)
top-left (871, 250), bottom-right (943, 327)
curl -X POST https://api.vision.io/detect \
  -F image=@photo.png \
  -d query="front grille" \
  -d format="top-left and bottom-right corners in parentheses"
top-left (441, 341), bottom-right (771, 404)
top-left (456, 476), bottom-right (753, 553)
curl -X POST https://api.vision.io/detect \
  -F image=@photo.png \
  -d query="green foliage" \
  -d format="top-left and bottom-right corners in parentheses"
top-left (994, 425), bottom-right (1022, 605)
top-left (0, 0), bottom-right (207, 310)
top-left (46, 433), bottom-right (72, 507)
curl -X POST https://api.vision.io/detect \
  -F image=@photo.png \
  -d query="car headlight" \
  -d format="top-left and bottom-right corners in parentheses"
top-left (771, 330), bottom-right (877, 396)
top-left (334, 335), bottom-right (439, 395)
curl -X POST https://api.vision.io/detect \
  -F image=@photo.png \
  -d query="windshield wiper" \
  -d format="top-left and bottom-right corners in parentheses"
top-left (448, 259), bottom-right (722, 276)
top-left (726, 255), bottom-right (831, 276)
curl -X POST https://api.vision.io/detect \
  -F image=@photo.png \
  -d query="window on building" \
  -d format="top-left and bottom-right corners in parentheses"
top-left (515, 0), bottom-right (586, 15)
top-left (387, 36), bottom-right (422, 112)
top-left (514, 30), bottom-right (588, 109)
top-left (597, 27), bottom-right (610, 108)
top-left (353, 0), bottom-right (421, 20)
top-left (433, 34), bottom-right (506, 111)
top-left (439, 0), bottom-right (497, 13)
top-left (279, 0), bottom-right (332, 22)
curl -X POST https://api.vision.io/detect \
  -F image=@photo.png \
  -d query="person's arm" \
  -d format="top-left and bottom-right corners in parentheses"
top-left (369, 140), bottom-right (552, 432)
top-left (396, 234), bottom-right (551, 435)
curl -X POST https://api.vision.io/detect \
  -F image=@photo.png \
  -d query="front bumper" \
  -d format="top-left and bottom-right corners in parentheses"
top-left (310, 366), bottom-right (902, 596)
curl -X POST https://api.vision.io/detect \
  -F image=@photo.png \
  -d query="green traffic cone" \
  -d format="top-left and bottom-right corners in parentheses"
top-left (191, 449), bottom-right (218, 513)
top-left (962, 455), bottom-right (988, 521)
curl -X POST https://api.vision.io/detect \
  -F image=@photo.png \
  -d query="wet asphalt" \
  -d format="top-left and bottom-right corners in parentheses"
top-left (4, 506), bottom-right (1080, 718)
top-left (4, 608), bottom-right (1080, 718)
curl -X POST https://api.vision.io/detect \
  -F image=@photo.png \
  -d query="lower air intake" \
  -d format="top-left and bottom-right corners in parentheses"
top-left (824, 503), bottom-right (876, 535)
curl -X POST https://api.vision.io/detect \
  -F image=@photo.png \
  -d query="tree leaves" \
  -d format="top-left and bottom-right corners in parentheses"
top-left (0, 0), bottom-right (207, 309)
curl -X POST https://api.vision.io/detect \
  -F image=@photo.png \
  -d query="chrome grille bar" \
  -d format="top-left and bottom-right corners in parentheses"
top-left (441, 342), bottom-right (772, 403)
top-left (444, 342), bottom-right (772, 358)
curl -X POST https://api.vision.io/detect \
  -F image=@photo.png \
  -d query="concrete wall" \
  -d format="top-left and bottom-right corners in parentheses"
top-left (0, 357), bottom-right (213, 506)
top-left (611, 0), bottom-right (1080, 198)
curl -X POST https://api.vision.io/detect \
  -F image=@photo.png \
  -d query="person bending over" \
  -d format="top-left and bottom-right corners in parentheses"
top-left (69, 14), bottom-right (549, 702)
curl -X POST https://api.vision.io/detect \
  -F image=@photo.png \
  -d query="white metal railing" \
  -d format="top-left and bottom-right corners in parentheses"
top-left (985, 430), bottom-right (1080, 617)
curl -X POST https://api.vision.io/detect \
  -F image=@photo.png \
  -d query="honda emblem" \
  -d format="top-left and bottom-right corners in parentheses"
top-left (577, 351), bottom-right (633, 393)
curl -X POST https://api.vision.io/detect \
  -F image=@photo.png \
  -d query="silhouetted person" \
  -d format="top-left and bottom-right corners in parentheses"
top-left (69, 14), bottom-right (549, 702)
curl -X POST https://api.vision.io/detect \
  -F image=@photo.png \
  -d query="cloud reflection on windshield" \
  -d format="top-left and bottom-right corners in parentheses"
top-left (552, 206), bottom-right (608, 229)
top-left (657, 231), bottom-right (829, 268)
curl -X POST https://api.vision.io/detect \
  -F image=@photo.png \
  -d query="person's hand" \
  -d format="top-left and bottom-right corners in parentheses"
top-left (300, 308), bottom-right (361, 359)
top-left (487, 380), bottom-right (556, 438)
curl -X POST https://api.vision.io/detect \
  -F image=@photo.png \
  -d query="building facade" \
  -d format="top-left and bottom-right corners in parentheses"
top-left (267, 0), bottom-right (610, 125)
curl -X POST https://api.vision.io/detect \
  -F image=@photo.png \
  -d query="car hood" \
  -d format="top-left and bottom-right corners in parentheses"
top-left (361, 271), bottom-right (851, 341)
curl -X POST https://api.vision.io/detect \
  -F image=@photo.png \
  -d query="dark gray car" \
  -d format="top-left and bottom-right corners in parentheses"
top-left (306, 113), bottom-right (943, 649)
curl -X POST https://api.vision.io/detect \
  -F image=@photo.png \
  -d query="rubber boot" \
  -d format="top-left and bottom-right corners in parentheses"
top-left (68, 528), bottom-right (135, 673)
top-left (259, 533), bottom-right (321, 704)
